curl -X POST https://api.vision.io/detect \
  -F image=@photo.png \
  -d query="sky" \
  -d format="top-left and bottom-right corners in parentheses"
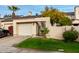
top-left (0, 5), bottom-right (77, 17)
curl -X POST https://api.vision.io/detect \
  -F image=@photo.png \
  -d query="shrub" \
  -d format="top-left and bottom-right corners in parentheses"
top-left (63, 28), bottom-right (79, 42)
top-left (41, 27), bottom-right (49, 38)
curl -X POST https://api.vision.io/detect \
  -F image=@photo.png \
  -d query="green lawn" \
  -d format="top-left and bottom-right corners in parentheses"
top-left (16, 37), bottom-right (79, 53)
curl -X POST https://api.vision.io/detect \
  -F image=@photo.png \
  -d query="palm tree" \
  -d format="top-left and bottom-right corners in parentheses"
top-left (8, 6), bottom-right (20, 18)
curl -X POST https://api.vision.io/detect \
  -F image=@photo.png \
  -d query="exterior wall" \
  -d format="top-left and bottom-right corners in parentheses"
top-left (32, 23), bottom-right (37, 37)
top-left (0, 21), bottom-right (2, 28)
top-left (1, 22), bottom-right (13, 30)
top-left (48, 26), bottom-right (79, 41)
top-left (13, 17), bottom-right (50, 36)
top-left (48, 26), bottom-right (68, 39)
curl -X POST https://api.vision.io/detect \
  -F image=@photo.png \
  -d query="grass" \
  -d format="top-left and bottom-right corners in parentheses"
top-left (16, 37), bottom-right (79, 53)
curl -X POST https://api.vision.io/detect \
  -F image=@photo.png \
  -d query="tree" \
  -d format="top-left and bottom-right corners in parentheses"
top-left (59, 17), bottom-right (72, 26)
top-left (41, 6), bottom-right (70, 26)
top-left (8, 6), bottom-right (20, 18)
top-left (45, 6), bottom-right (49, 11)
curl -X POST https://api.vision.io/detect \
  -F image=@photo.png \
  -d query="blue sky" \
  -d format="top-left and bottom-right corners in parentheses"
top-left (0, 5), bottom-right (77, 17)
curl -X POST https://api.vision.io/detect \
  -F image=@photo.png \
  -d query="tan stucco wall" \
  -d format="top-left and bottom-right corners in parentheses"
top-left (0, 21), bottom-right (2, 28)
top-left (47, 26), bottom-right (79, 41)
top-left (48, 26), bottom-right (66, 39)
top-left (1, 22), bottom-right (13, 30)
top-left (13, 17), bottom-right (50, 36)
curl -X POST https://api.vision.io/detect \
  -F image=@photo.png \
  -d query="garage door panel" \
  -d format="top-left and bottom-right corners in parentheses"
top-left (18, 23), bottom-right (32, 36)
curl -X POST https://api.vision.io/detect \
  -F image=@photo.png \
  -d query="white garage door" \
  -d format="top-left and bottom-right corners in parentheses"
top-left (18, 23), bottom-right (33, 36)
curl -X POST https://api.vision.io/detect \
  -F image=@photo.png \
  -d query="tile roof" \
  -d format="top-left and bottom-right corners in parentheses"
top-left (1, 15), bottom-right (43, 22)
top-left (13, 15), bottom-right (43, 19)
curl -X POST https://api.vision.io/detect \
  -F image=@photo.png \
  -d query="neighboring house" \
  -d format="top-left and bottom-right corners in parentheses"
top-left (66, 6), bottom-right (79, 25)
top-left (65, 12), bottom-right (75, 20)
top-left (1, 19), bottom-right (13, 30)
top-left (0, 18), bottom-right (4, 28)
top-left (1, 14), bottom-right (24, 30)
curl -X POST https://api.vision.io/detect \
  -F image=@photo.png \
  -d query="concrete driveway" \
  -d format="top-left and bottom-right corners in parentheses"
top-left (0, 36), bottom-right (28, 53)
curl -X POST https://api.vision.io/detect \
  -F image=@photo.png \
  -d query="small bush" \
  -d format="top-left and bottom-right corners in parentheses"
top-left (41, 27), bottom-right (49, 38)
top-left (63, 28), bottom-right (79, 42)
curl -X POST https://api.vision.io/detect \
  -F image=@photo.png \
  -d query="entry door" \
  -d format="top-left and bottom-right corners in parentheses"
top-left (18, 23), bottom-right (33, 36)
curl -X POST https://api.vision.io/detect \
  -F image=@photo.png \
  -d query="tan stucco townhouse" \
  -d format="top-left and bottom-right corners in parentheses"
top-left (0, 15), bottom-right (52, 37)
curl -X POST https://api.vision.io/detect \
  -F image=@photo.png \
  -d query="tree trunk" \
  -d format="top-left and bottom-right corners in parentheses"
top-left (43, 34), bottom-right (46, 38)
top-left (12, 11), bottom-right (15, 18)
